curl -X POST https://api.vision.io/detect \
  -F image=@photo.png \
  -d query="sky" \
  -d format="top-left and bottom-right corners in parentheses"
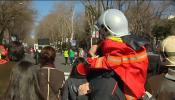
top-left (31, 0), bottom-right (84, 38)
top-left (32, 1), bottom-right (85, 25)
top-left (31, 1), bottom-right (85, 37)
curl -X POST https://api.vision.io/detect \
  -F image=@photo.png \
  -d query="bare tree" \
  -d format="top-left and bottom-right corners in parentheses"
top-left (81, 0), bottom-right (133, 38)
top-left (0, 1), bottom-right (35, 44)
top-left (81, 0), bottom-right (173, 49)
top-left (36, 2), bottom-right (75, 50)
top-left (81, 0), bottom-right (132, 49)
top-left (125, 0), bottom-right (173, 39)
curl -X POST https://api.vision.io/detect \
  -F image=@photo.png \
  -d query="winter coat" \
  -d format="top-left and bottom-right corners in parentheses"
top-left (37, 66), bottom-right (65, 100)
top-left (69, 50), bottom-right (75, 58)
top-left (2, 61), bottom-right (41, 100)
top-left (87, 70), bottom-right (126, 100)
top-left (148, 68), bottom-right (175, 100)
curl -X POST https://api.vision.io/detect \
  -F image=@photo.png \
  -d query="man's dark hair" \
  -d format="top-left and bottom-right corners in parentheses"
top-left (40, 46), bottom-right (56, 66)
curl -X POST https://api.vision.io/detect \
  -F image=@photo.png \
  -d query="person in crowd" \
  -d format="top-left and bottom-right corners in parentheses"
top-left (34, 49), bottom-right (41, 65)
top-left (74, 49), bottom-right (78, 60)
top-left (0, 45), bottom-right (8, 64)
top-left (37, 46), bottom-right (65, 100)
top-left (61, 57), bottom-right (88, 100)
top-left (147, 51), bottom-right (161, 78)
top-left (64, 48), bottom-right (69, 65)
top-left (79, 9), bottom-right (149, 100)
top-left (147, 36), bottom-right (175, 100)
top-left (79, 48), bottom-right (86, 58)
top-left (69, 48), bottom-right (75, 65)
top-left (2, 41), bottom-right (41, 100)
top-left (8, 45), bottom-right (14, 61)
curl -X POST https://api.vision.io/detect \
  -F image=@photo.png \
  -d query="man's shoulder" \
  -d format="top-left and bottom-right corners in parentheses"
top-left (17, 60), bottom-right (35, 69)
top-left (148, 74), bottom-right (165, 83)
top-left (40, 67), bottom-right (64, 76)
top-left (53, 68), bottom-right (64, 75)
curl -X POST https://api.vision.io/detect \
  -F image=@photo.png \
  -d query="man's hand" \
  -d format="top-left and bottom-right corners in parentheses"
top-left (78, 82), bottom-right (90, 95)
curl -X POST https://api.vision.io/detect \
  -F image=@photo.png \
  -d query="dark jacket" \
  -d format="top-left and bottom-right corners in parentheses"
top-left (37, 66), bottom-right (65, 100)
top-left (61, 57), bottom-right (89, 100)
top-left (148, 68), bottom-right (175, 100)
top-left (61, 78), bottom-right (88, 100)
top-left (87, 70), bottom-right (126, 100)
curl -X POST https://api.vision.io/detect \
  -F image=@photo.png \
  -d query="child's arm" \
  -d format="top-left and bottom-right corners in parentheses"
top-left (86, 46), bottom-right (148, 70)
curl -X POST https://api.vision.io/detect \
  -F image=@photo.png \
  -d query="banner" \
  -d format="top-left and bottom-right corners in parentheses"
top-left (70, 40), bottom-right (76, 46)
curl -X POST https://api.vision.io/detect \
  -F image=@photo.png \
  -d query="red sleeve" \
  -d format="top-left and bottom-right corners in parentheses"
top-left (86, 56), bottom-right (110, 70)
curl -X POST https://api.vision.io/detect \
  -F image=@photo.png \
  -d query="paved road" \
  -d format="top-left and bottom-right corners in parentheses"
top-left (54, 53), bottom-right (72, 73)
top-left (26, 53), bottom-right (72, 73)
top-left (26, 53), bottom-right (72, 79)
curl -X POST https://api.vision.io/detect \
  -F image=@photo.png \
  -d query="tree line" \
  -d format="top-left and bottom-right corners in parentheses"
top-left (0, 1), bottom-right (35, 46)
top-left (32, 0), bottom-right (174, 52)
top-left (1, 0), bottom-right (174, 51)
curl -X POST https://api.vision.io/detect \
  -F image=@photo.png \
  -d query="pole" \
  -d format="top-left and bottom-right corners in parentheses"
top-left (91, 37), bottom-right (92, 47)
top-left (71, 8), bottom-right (74, 41)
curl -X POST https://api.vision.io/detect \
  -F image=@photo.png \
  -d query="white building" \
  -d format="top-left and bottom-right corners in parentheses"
top-left (168, 15), bottom-right (175, 19)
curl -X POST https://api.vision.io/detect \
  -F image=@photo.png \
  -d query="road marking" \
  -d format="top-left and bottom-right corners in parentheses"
top-left (64, 72), bottom-right (70, 80)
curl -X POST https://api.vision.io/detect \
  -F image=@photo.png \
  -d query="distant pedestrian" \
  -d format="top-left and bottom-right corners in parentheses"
top-left (37, 46), bottom-right (65, 100)
top-left (64, 48), bottom-right (69, 65)
top-left (69, 48), bottom-right (75, 65)
top-left (34, 49), bottom-right (40, 65)
top-left (78, 48), bottom-right (86, 58)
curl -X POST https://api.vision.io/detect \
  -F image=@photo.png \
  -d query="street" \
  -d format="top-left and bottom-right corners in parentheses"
top-left (0, 53), bottom-right (72, 96)
top-left (26, 53), bottom-right (72, 72)
top-left (26, 53), bottom-right (72, 79)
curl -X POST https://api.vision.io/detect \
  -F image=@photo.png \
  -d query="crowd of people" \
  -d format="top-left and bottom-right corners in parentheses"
top-left (0, 41), bottom-right (65, 100)
top-left (0, 8), bottom-right (175, 100)
top-left (63, 47), bottom-right (86, 66)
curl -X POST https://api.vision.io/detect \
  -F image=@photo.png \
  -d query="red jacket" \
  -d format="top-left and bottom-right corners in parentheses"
top-left (87, 39), bottom-right (148, 98)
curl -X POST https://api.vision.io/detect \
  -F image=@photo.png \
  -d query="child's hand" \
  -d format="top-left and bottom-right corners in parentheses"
top-left (89, 45), bottom-right (98, 57)
top-left (92, 55), bottom-right (99, 59)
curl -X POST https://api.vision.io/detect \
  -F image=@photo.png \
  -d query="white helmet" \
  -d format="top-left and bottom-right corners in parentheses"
top-left (95, 9), bottom-right (130, 37)
top-left (161, 36), bottom-right (175, 66)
